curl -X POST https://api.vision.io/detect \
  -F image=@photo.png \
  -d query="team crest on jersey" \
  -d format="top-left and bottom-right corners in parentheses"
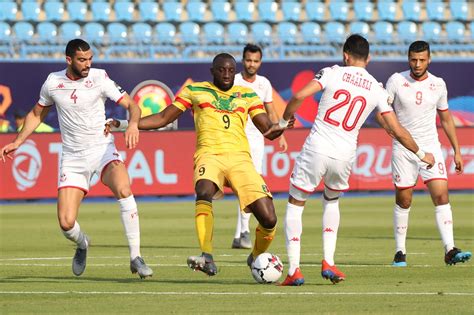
top-left (394, 174), bottom-right (400, 183)
top-left (314, 69), bottom-right (324, 80)
top-left (84, 80), bottom-right (93, 88)
top-left (232, 92), bottom-right (241, 98)
top-left (60, 173), bottom-right (67, 182)
top-left (213, 96), bottom-right (236, 112)
top-left (262, 184), bottom-right (269, 193)
top-left (429, 83), bottom-right (436, 91)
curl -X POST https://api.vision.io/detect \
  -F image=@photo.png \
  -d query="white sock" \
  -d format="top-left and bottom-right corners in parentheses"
top-left (118, 195), bottom-right (141, 260)
top-left (62, 221), bottom-right (88, 249)
top-left (234, 206), bottom-right (242, 238)
top-left (322, 198), bottom-right (340, 266)
top-left (284, 202), bottom-right (304, 276)
top-left (394, 204), bottom-right (410, 254)
top-left (435, 203), bottom-right (455, 253)
top-left (240, 211), bottom-right (251, 233)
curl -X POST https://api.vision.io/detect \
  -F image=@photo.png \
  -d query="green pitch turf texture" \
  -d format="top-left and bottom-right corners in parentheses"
top-left (1, 194), bottom-right (472, 314)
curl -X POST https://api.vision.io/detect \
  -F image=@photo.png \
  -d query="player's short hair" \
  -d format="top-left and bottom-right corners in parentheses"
top-left (212, 53), bottom-right (236, 66)
top-left (65, 39), bottom-right (91, 57)
top-left (243, 44), bottom-right (263, 58)
top-left (343, 34), bottom-right (369, 60)
top-left (408, 41), bottom-right (430, 56)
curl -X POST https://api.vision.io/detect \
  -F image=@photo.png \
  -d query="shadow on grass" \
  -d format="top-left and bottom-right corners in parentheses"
top-left (91, 244), bottom-right (195, 250)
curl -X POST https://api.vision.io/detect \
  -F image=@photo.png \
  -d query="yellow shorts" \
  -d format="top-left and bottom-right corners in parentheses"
top-left (194, 152), bottom-right (272, 211)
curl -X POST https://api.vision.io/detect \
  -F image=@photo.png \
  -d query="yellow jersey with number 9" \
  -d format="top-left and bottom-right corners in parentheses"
top-left (172, 81), bottom-right (266, 157)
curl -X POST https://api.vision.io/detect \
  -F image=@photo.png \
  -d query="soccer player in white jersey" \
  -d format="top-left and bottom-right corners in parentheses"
top-left (379, 41), bottom-right (471, 267)
top-left (0, 39), bottom-right (153, 278)
top-left (231, 44), bottom-right (288, 249)
top-left (277, 35), bottom-right (435, 286)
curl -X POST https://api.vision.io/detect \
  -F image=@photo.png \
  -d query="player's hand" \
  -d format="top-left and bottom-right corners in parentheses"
top-left (262, 117), bottom-right (295, 140)
top-left (0, 143), bottom-right (19, 162)
top-left (124, 123), bottom-right (139, 149)
top-left (421, 152), bottom-right (435, 169)
top-left (453, 152), bottom-right (464, 174)
top-left (104, 118), bottom-right (121, 136)
top-left (278, 134), bottom-right (288, 153)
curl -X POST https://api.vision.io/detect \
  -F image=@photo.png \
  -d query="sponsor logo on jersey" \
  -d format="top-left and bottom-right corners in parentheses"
top-left (323, 228), bottom-right (334, 233)
top-left (290, 237), bottom-right (300, 242)
top-left (402, 82), bottom-right (410, 88)
top-left (11, 140), bottom-right (42, 191)
top-left (56, 83), bottom-right (65, 89)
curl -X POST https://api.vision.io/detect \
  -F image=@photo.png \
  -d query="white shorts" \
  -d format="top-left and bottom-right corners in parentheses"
top-left (290, 148), bottom-right (352, 194)
top-left (392, 144), bottom-right (447, 188)
top-left (58, 142), bottom-right (123, 194)
top-left (247, 133), bottom-right (264, 174)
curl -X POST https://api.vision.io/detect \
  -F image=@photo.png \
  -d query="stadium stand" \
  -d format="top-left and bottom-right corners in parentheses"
top-left (329, 1), bottom-right (349, 21)
top-left (44, 1), bottom-right (64, 22)
top-left (251, 22), bottom-right (272, 45)
top-left (186, 1), bottom-right (207, 22)
top-left (139, 2), bottom-right (159, 22)
top-left (353, 1), bottom-right (374, 21)
top-left (258, 1), bottom-right (278, 22)
top-left (281, 1), bottom-right (301, 22)
top-left (277, 21), bottom-right (297, 44)
top-left (305, 0), bottom-right (325, 21)
top-left (21, 1), bottom-right (40, 21)
top-left (114, 1), bottom-right (135, 22)
top-left (67, 2), bottom-right (87, 22)
top-left (234, 1), bottom-right (255, 22)
top-left (211, 1), bottom-right (231, 22)
top-left (422, 21), bottom-right (442, 43)
top-left (227, 22), bottom-right (248, 44)
top-left (0, 1), bottom-right (17, 22)
top-left (60, 22), bottom-right (82, 41)
top-left (350, 21), bottom-right (370, 38)
top-left (377, 0), bottom-right (397, 21)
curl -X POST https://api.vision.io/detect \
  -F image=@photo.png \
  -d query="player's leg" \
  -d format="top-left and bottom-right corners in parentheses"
top-left (102, 158), bottom-right (153, 278)
top-left (246, 196), bottom-right (277, 260)
top-left (427, 179), bottom-right (471, 265)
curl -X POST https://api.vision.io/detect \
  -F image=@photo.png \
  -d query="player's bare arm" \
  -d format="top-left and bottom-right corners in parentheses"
top-left (375, 112), bottom-right (395, 139)
top-left (255, 113), bottom-right (295, 140)
top-left (283, 80), bottom-right (322, 121)
top-left (0, 104), bottom-right (50, 162)
top-left (116, 94), bottom-right (141, 149)
top-left (381, 111), bottom-right (435, 168)
top-left (138, 104), bottom-right (183, 130)
top-left (438, 109), bottom-right (463, 174)
top-left (264, 101), bottom-right (288, 152)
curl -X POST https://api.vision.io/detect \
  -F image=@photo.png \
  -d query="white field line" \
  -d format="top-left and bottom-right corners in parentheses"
top-left (0, 291), bottom-right (472, 296)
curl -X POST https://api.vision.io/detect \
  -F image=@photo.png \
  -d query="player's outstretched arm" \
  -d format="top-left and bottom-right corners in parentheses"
top-left (438, 109), bottom-right (463, 174)
top-left (282, 80), bottom-right (322, 121)
top-left (254, 113), bottom-right (295, 140)
top-left (264, 101), bottom-right (288, 152)
top-left (0, 104), bottom-right (50, 162)
top-left (117, 94), bottom-right (141, 149)
top-left (138, 105), bottom-right (183, 130)
top-left (375, 112), bottom-right (395, 139)
top-left (382, 111), bottom-right (435, 168)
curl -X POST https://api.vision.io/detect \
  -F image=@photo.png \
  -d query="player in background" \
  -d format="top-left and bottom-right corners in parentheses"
top-left (0, 39), bottom-right (153, 279)
top-left (378, 41), bottom-right (471, 267)
top-left (108, 53), bottom-right (293, 277)
top-left (231, 44), bottom-right (288, 249)
top-left (278, 35), bottom-right (435, 286)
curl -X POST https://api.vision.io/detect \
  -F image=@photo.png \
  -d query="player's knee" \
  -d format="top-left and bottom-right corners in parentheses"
top-left (259, 214), bottom-right (277, 229)
top-left (433, 194), bottom-right (449, 206)
top-left (396, 200), bottom-right (412, 209)
top-left (323, 187), bottom-right (341, 200)
top-left (58, 216), bottom-right (75, 231)
top-left (116, 186), bottom-right (132, 199)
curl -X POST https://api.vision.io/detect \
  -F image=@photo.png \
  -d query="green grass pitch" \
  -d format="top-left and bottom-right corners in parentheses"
top-left (1, 194), bottom-right (473, 314)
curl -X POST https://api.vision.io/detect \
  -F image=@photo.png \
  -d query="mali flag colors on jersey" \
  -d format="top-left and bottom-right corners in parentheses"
top-left (172, 81), bottom-right (266, 157)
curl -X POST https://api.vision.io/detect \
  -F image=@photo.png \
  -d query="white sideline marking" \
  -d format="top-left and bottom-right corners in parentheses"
top-left (0, 291), bottom-right (472, 296)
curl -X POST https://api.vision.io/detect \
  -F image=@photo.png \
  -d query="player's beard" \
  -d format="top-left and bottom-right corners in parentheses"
top-left (71, 64), bottom-right (90, 78)
top-left (410, 67), bottom-right (427, 79)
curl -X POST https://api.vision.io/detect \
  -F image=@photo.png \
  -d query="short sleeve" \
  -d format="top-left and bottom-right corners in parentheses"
top-left (38, 78), bottom-right (54, 107)
top-left (436, 79), bottom-right (449, 111)
top-left (247, 92), bottom-right (266, 120)
top-left (313, 65), bottom-right (337, 90)
top-left (101, 71), bottom-right (126, 103)
top-left (385, 74), bottom-right (397, 105)
top-left (172, 85), bottom-right (192, 112)
top-left (262, 78), bottom-right (273, 103)
top-left (376, 87), bottom-right (393, 114)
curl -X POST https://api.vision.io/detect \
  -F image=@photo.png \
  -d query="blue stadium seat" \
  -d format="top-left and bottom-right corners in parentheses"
top-left (471, 22), bottom-right (474, 41)
top-left (131, 22), bottom-right (152, 43)
top-left (354, 1), bottom-right (373, 21)
top-left (60, 22), bottom-right (81, 41)
top-left (277, 22), bottom-right (297, 44)
top-left (258, 1), bottom-right (278, 22)
top-left (227, 22), bottom-right (248, 44)
top-left (155, 22), bottom-right (176, 44)
top-left (235, 1), bottom-right (254, 22)
top-left (83, 22), bottom-right (105, 44)
top-left (397, 21), bottom-right (418, 43)
top-left (203, 22), bottom-right (224, 44)
top-left (377, 1), bottom-right (397, 21)
top-left (37, 22), bottom-right (58, 44)
top-left (44, 1), bottom-right (64, 21)
top-left (21, 1), bottom-right (40, 21)
top-left (450, 1), bottom-right (468, 20)
top-left (0, 1), bottom-right (17, 21)
top-left (13, 22), bottom-right (34, 41)
top-left (67, 2), bottom-right (87, 21)
top-left (401, 1), bottom-right (421, 21)
top-left (186, 1), bottom-right (206, 22)
top-left (301, 22), bottom-right (321, 44)
top-left (446, 21), bottom-right (465, 43)
top-left (329, 1), bottom-right (349, 21)
top-left (107, 22), bottom-right (128, 44)
top-left (0, 22), bottom-right (11, 41)
top-left (114, 1), bottom-right (135, 22)
top-left (251, 22), bottom-right (272, 44)
top-left (305, 1), bottom-right (325, 21)
top-left (373, 21), bottom-right (394, 43)
top-left (179, 22), bottom-right (200, 44)
top-left (210, 1), bottom-right (230, 22)
top-left (139, 2), bottom-right (158, 22)
top-left (422, 21), bottom-right (442, 43)
top-left (281, 2), bottom-right (301, 22)
top-left (426, 1), bottom-right (445, 21)
top-left (325, 22), bottom-right (345, 44)
top-left (91, 2), bottom-right (111, 22)
top-left (163, 1), bottom-right (182, 22)
top-left (349, 21), bottom-right (370, 38)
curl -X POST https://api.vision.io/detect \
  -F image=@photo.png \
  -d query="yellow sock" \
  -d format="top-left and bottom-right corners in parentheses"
top-left (252, 224), bottom-right (276, 258)
top-left (195, 200), bottom-right (213, 254)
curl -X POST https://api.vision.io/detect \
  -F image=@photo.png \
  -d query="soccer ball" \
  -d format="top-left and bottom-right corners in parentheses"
top-left (251, 253), bottom-right (283, 284)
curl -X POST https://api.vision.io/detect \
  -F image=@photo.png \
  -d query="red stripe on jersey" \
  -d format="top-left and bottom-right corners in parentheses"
top-left (115, 94), bottom-right (125, 105)
top-left (234, 107), bottom-right (245, 113)
top-left (198, 102), bottom-right (215, 109)
top-left (380, 111), bottom-right (392, 115)
top-left (437, 108), bottom-right (449, 112)
top-left (324, 184), bottom-right (349, 192)
top-left (248, 104), bottom-right (264, 112)
top-left (58, 186), bottom-right (88, 195)
top-left (394, 184), bottom-right (416, 189)
top-left (65, 73), bottom-right (82, 81)
top-left (37, 102), bottom-right (48, 107)
top-left (424, 178), bottom-right (448, 184)
top-left (291, 184), bottom-right (314, 194)
top-left (176, 96), bottom-right (192, 108)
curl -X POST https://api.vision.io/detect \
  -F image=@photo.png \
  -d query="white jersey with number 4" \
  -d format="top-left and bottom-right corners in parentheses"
top-left (385, 70), bottom-right (448, 149)
top-left (304, 65), bottom-right (393, 161)
top-left (38, 68), bottom-right (125, 153)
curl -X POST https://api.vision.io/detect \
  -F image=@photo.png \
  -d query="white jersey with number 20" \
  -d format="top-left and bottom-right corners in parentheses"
top-left (303, 65), bottom-right (393, 161)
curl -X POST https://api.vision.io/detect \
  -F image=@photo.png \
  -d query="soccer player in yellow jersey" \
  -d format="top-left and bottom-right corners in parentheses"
top-left (109, 53), bottom-right (293, 276)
